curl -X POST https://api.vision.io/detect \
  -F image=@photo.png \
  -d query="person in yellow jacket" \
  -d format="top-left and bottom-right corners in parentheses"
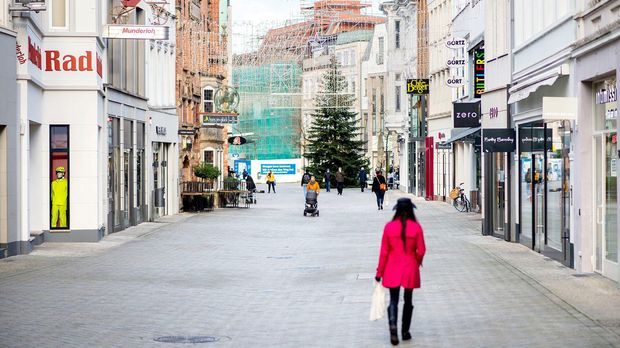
top-left (266, 170), bottom-right (276, 194)
top-left (307, 176), bottom-right (320, 196)
top-left (51, 166), bottom-right (68, 228)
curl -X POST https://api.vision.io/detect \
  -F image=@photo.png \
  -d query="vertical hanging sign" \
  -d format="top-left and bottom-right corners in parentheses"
top-left (474, 48), bottom-right (485, 98)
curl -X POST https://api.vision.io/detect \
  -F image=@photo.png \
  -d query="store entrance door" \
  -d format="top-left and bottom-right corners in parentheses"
top-left (594, 132), bottom-right (618, 281)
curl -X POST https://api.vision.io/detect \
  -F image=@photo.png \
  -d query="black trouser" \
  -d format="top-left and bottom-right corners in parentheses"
top-left (337, 182), bottom-right (344, 194)
top-left (360, 181), bottom-right (366, 192)
top-left (267, 182), bottom-right (275, 193)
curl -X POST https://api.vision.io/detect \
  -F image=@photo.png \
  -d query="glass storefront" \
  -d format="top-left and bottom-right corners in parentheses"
top-left (593, 78), bottom-right (618, 278)
top-left (108, 118), bottom-right (121, 231)
top-left (519, 121), bottom-right (571, 264)
top-left (50, 125), bottom-right (70, 230)
top-left (492, 153), bottom-right (506, 236)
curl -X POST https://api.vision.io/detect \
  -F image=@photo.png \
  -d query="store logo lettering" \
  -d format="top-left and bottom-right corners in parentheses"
top-left (489, 107), bottom-right (499, 119)
top-left (46, 50), bottom-right (101, 76)
top-left (28, 37), bottom-right (42, 69)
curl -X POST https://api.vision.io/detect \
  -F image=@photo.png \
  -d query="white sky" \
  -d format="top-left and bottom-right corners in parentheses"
top-left (232, 0), bottom-right (384, 53)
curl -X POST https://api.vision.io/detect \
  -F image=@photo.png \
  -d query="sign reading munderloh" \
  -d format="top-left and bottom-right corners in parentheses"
top-left (473, 48), bottom-right (485, 98)
top-left (453, 101), bottom-right (481, 128)
top-left (102, 25), bottom-right (170, 40)
top-left (406, 79), bottom-right (430, 95)
top-left (482, 129), bottom-right (516, 153)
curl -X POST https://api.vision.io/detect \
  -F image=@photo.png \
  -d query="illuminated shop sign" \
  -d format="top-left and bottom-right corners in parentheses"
top-left (474, 48), bottom-right (485, 98)
top-left (406, 79), bottom-right (430, 95)
top-left (454, 101), bottom-right (481, 128)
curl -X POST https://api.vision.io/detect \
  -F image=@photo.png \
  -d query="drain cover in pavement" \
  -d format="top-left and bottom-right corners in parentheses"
top-left (154, 336), bottom-right (221, 344)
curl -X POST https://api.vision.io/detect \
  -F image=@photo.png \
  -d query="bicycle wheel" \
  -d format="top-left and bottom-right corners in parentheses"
top-left (454, 198), bottom-right (467, 212)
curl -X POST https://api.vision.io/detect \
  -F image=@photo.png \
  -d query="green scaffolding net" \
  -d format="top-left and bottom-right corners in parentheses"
top-left (232, 62), bottom-right (302, 160)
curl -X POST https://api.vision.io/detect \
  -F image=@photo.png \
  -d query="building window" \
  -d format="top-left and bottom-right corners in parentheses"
top-left (51, 0), bottom-right (68, 28)
top-left (50, 125), bottom-right (70, 230)
top-left (204, 150), bottom-right (215, 164)
top-left (395, 86), bottom-right (401, 112)
top-left (203, 87), bottom-right (214, 113)
top-left (395, 20), bottom-right (401, 49)
top-left (351, 80), bottom-right (356, 94)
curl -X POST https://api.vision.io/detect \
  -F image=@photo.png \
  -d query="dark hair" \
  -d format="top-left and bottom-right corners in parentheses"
top-left (392, 202), bottom-right (417, 250)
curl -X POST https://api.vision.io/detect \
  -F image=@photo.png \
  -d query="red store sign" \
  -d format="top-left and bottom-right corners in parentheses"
top-left (20, 36), bottom-right (103, 78)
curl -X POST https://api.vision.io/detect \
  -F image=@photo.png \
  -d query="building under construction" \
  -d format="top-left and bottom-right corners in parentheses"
top-left (232, 0), bottom-right (383, 160)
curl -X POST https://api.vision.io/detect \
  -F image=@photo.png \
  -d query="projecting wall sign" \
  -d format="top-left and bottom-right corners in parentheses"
top-left (445, 37), bottom-right (467, 49)
top-left (102, 25), bottom-right (169, 40)
top-left (446, 76), bottom-right (465, 88)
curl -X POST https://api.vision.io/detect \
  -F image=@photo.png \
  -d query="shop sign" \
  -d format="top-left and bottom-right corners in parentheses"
top-left (482, 128), bottom-right (516, 153)
top-left (445, 37), bottom-right (466, 49)
top-left (489, 107), bottom-right (499, 119)
top-left (406, 79), bottom-right (429, 95)
top-left (201, 113), bottom-right (239, 125)
top-left (16, 42), bottom-right (27, 65)
top-left (519, 128), bottom-right (552, 152)
top-left (446, 76), bottom-right (465, 88)
top-left (542, 97), bottom-right (578, 120)
top-left (596, 85), bottom-right (617, 104)
top-left (436, 142), bottom-right (452, 150)
top-left (473, 48), bottom-right (485, 98)
top-left (102, 25), bottom-right (170, 40)
top-left (178, 129), bottom-right (195, 136)
top-left (454, 101), bottom-right (481, 128)
top-left (19, 36), bottom-right (103, 77)
top-left (260, 164), bottom-right (296, 175)
top-left (447, 57), bottom-right (466, 68)
top-left (228, 136), bottom-right (247, 145)
top-left (28, 36), bottom-right (42, 69)
top-left (155, 126), bottom-right (167, 135)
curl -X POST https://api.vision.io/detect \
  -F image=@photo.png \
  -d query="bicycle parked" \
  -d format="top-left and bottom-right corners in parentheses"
top-left (450, 183), bottom-right (471, 212)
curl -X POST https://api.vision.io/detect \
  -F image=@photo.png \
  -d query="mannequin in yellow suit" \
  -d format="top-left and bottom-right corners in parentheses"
top-left (51, 166), bottom-right (68, 228)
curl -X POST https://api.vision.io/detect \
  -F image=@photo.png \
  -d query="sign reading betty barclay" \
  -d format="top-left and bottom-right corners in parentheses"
top-left (482, 129), bottom-right (516, 153)
top-left (453, 101), bottom-right (481, 128)
top-left (406, 79), bottom-right (430, 95)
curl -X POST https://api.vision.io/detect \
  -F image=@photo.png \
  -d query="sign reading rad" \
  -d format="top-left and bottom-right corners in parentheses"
top-left (22, 36), bottom-right (103, 78)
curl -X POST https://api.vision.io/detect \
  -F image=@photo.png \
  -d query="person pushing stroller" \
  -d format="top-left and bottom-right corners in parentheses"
top-left (304, 176), bottom-right (321, 217)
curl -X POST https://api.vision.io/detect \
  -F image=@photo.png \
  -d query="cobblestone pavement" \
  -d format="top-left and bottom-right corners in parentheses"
top-left (1, 184), bottom-right (620, 347)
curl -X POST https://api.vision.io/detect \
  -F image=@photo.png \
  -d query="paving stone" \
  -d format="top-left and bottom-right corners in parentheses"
top-left (0, 184), bottom-right (618, 347)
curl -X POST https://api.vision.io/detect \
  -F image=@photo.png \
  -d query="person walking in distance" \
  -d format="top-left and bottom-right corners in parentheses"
top-left (301, 169), bottom-right (312, 197)
top-left (372, 170), bottom-right (388, 210)
top-left (358, 167), bottom-right (368, 192)
top-left (335, 168), bottom-right (345, 195)
top-left (324, 169), bottom-right (332, 193)
top-left (266, 170), bottom-right (276, 193)
top-left (375, 198), bottom-right (426, 346)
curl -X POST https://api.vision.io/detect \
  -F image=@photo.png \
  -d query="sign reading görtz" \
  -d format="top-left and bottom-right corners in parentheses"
top-left (453, 101), bottom-right (481, 128)
top-left (482, 129), bottom-right (516, 153)
top-left (103, 25), bottom-right (169, 40)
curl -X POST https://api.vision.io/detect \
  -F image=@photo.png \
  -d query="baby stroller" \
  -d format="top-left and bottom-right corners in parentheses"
top-left (304, 190), bottom-right (319, 217)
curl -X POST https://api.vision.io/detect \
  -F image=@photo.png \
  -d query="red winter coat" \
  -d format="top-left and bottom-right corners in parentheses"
top-left (376, 219), bottom-right (426, 289)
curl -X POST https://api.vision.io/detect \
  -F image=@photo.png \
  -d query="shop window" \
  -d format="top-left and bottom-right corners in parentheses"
top-left (395, 20), bottom-right (401, 49)
top-left (50, 126), bottom-right (69, 230)
top-left (51, 0), bottom-right (67, 29)
top-left (395, 86), bottom-right (402, 112)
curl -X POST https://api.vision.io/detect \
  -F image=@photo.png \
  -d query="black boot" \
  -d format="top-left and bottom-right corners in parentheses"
top-left (388, 304), bottom-right (399, 345)
top-left (401, 304), bottom-right (413, 341)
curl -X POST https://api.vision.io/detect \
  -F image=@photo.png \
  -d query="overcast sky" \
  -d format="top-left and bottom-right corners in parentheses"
top-left (232, 0), bottom-right (383, 53)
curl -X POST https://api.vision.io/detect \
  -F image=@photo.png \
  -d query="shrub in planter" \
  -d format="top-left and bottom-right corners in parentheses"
top-left (194, 162), bottom-right (221, 181)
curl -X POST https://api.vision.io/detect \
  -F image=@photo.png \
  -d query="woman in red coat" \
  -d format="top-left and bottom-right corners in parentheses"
top-left (375, 198), bottom-right (426, 346)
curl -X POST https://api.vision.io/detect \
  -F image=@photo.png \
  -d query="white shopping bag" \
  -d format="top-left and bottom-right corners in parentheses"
top-left (369, 280), bottom-right (386, 321)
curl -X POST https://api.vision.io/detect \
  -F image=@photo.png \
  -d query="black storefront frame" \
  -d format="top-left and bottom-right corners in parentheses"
top-left (518, 122), bottom-right (572, 267)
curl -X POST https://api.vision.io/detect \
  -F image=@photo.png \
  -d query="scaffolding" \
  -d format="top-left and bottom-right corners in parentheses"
top-left (232, 0), bottom-right (383, 160)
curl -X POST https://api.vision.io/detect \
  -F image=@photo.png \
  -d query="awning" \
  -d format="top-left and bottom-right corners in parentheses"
top-left (445, 127), bottom-right (481, 144)
top-left (508, 75), bottom-right (559, 104)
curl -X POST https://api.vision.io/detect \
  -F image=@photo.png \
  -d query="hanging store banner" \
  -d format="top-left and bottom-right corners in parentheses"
top-left (228, 136), bottom-right (247, 145)
top-left (445, 37), bottom-right (467, 49)
top-left (473, 48), bottom-right (485, 98)
top-left (102, 25), bottom-right (169, 40)
top-left (446, 76), bottom-right (465, 88)
top-left (178, 129), bottom-right (196, 136)
top-left (482, 129), bottom-right (516, 153)
top-left (201, 113), bottom-right (239, 125)
top-left (447, 57), bottom-right (466, 68)
top-left (453, 101), bottom-right (481, 128)
top-left (406, 79), bottom-right (430, 95)
top-left (519, 127), bottom-right (552, 152)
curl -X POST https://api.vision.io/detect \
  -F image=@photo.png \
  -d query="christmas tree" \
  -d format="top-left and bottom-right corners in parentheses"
top-left (304, 56), bottom-right (367, 186)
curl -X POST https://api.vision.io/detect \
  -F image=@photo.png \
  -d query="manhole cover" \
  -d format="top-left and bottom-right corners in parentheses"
top-left (154, 336), bottom-right (221, 344)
